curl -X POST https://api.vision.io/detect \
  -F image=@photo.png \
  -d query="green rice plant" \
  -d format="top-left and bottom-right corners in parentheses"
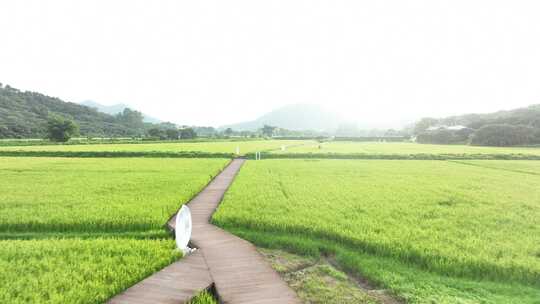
top-left (213, 159), bottom-right (540, 303)
top-left (251, 151), bottom-right (540, 160)
top-left (0, 150), bottom-right (235, 158)
top-left (0, 157), bottom-right (228, 234)
top-left (233, 229), bottom-right (540, 304)
top-left (450, 159), bottom-right (540, 175)
top-left (0, 238), bottom-right (180, 304)
top-left (188, 290), bottom-right (218, 304)
top-left (276, 141), bottom-right (540, 157)
top-left (0, 157), bottom-right (228, 303)
top-left (0, 140), bottom-right (311, 155)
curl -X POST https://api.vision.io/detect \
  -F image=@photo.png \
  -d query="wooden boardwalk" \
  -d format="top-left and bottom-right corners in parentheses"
top-left (110, 159), bottom-right (300, 304)
top-left (108, 250), bottom-right (212, 304)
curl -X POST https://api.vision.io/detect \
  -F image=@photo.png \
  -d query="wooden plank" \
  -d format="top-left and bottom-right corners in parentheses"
top-left (110, 158), bottom-right (299, 304)
top-left (186, 159), bottom-right (301, 304)
top-left (107, 243), bottom-right (213, 304)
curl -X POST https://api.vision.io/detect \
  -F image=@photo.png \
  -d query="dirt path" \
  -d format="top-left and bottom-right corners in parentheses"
top-left (110, 159), bottom-right (300, 304)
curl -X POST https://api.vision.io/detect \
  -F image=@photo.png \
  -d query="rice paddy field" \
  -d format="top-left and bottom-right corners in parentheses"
top-left (0, 239), bottom-right (179, 304)
top-left (279, 141), bottom-right (540, 156)
top-left (2, 140), bottom-right (540, 303)
top-left (0, 139), bottom-right (309, 155)
top-left (213, 159), bottom-right (540, 303)
top-left (0, 157), bottom-right (228, 303)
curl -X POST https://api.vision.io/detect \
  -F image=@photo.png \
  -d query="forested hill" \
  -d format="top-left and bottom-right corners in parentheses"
top-left (415, 104), bottom-right (540, 146)
top-left (439, 104), bottom-right (540, 129)
top-left (0, 84), bottom-right (143, 138)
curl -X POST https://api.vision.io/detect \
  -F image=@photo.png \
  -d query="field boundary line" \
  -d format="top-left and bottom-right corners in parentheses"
top-left (448, 160), bottom-right (540, 176)
top-left (0, 150), bottom-right (234, 158)
top-left (244, 152), bottom-right (540, 160)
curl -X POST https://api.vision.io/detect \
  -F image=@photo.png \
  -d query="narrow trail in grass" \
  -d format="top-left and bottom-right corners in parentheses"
top-left (109, 158), bottom-right (300, 304)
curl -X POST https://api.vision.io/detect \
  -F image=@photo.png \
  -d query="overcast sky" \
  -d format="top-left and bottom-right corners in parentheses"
top-left (1, 1), bottom-right (540, 127)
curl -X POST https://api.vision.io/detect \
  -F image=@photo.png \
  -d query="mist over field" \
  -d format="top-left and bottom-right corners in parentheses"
top-left (2, 0), bottom-right (540, 128)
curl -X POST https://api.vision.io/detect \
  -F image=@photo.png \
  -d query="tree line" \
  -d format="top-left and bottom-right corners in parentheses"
top-left (0, 84), bottom-right (304, 142)
top-left (413, 105), bottom-right (540, 146)
top-left (0, 84), bottom-right (147, 139)
top-left (44, 114), bottom-right (201, 142)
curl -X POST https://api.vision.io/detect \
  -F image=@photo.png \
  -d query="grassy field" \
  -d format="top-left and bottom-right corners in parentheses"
top-left (0, 157), bottom-right (228, 235)
top-left (259, 248), bottom-right (382, 304)
top-left (4, 140), bottom-right (540, 161)
top-left (213, 159), bottom-right (540, 303)
top-left (0, 157), bottom-right (228, 303)
top-left (280, 141), bottom-right (540, 156)
top-left (449, 159), bottom-right (540, 175)
top-left (0, 139), bottom-right (310, 155)
top-left (0, 239), bottom-right (180, 303)
top-left (3, 141), bottom-right (540, 303)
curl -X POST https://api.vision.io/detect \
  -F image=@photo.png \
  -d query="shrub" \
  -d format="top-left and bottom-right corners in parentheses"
top-left (180, 128), bottom-right (197, 139)
top-left (46, 115), bottom-right (79, 142)
top-left (470, 124), bottom-right (539, 146)
top-left (165, 128), bottom-right (180, 140)
top-left (416, 128), bottom-right (473, 144)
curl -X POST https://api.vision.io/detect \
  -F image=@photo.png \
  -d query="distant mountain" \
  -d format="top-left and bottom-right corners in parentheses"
top-left (79, 100), bottom-right (128, 115)
top-left (0, 84), bottom-right (144, 138)
top-left (80, 100), bottom-right (161, 124)
top-left (221, 104), bottom-right (344, 131)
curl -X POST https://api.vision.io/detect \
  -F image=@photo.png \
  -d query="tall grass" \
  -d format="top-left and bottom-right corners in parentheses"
top-left (213, 159), bottom-right (540, 302)
top-left (0, 139), bottom-right (312, 155)
top-left (0, 157), bottom-right (228, 234)
top-left (279, 141), bottom-right (540, 156)
top-left (0, 157), bottom-right (228, 303)
top-left (0, 239), bottom-right (180, 304)
top-left (248, 151), bottom-right (540, 160)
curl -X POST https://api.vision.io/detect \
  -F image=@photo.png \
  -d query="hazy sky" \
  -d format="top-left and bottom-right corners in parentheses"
top-left (1, 1), bottom-right (540, 127)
